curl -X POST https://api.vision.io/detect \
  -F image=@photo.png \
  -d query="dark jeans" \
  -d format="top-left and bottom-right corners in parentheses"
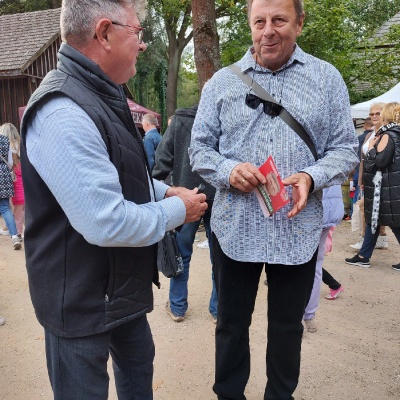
top-left (212, 233), bottom-right (317, 400)
top-left (45, 314), bottom-right (154, 400)
top-left (322, 268), bottom-right (341, 290)
top-left (171, 206), bottom-right (218, 317)
top-left (359, 224), bottom-right (400, 259)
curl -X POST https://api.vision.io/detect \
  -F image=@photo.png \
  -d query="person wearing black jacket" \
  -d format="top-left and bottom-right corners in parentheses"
top-left (153, 105), bottom-right (218, 322)
top-left (19, 1), bottom-right (207, 399)
top-left (346, 102), bottom-right (400, 270)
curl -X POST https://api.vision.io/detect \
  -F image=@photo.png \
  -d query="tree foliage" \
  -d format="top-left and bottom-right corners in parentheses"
top-left (298, 0), bottom-right (400, 103)
top-left (2, 0), bottom-right (400, 108)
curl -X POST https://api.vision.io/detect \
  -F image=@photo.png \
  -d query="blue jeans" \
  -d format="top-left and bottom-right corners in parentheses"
top-left (0, 198), bottom-right (17, 236)
top-left (359, 224), bottom-right (400, 259)
top-left (170, 206), bottom-right (218, 317)
top-left (45, 315), bottom-right (154, 400)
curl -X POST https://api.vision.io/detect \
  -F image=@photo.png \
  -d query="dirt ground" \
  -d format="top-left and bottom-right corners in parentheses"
top-left (0, 219), bottom-right (399, 400)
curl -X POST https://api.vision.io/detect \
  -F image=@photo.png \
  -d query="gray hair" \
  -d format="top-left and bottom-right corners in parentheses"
top-left (0, 123), bottom-right (20, 154)
top-left (247, 0), bottom-right (304, 22)
top-left (61, 0), bottom-right (147, 46)
top-left (142, 113), bottom-right (158, 126)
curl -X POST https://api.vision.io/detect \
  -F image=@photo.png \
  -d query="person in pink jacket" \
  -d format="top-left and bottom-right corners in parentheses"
top-left (11, 153), bottom-right (24, 241)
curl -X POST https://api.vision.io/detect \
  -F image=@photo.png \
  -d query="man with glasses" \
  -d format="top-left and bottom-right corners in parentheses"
top-left (20, 1), bottom-right (207, 399)
top-left (189, 0), bottom-right (358, 398)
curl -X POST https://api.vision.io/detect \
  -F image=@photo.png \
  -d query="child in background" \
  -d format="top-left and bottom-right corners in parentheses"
top-left (11, 153), bottom-right (24, 241)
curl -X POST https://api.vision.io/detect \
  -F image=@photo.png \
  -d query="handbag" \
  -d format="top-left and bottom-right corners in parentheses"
top-left (157, 230), bottom-right (184, 278)
top-left (0, 153), bottom-right (16, 182)
top-left (228, 64), bottom-right (318, 161)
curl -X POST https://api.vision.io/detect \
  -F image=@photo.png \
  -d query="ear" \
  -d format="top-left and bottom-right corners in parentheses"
top-left (94, 18), bottom-right (113, 50)
top-left (296, 12), bottom-right (305, 36)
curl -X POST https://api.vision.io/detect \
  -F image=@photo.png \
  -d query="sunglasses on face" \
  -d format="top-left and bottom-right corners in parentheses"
top-left (245, 93), bottom-right (283, 117)
top-left (369, 112), bottom-right (380, 117)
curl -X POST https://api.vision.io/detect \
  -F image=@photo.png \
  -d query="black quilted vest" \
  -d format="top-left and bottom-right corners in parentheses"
top-left (364, 124), bottom-right (400, 227)
top-left (20, 43), bottom-right (159, 338)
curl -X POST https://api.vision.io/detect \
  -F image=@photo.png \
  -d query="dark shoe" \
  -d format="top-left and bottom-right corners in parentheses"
top-left (392, 263), bottom-right (400, 272)
top-left (345, 254), bottom-right (370, 268)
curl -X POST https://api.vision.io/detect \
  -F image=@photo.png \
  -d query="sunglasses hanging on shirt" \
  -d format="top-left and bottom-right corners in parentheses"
top-left (245, 93), bottom-right (283, 117)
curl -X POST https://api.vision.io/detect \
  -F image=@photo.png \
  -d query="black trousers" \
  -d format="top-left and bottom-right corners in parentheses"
top-left (212, 233), bottom-right (317, 400)
top-left (322, 268), bottom-right (341, 290)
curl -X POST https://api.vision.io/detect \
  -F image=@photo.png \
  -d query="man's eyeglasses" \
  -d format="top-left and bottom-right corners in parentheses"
top-left (245, 93), bottom-right (283, 117)
top-left (369, 112), bottom-right (380, 117)
top-left (111, 21), bottom-right (145, 43)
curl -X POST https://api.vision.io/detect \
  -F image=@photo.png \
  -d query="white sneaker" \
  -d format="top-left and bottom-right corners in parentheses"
top-left (197, 240), bottom-right (209, 249)
top-left (0, 315), bottom-right (5, 326)
top-left (12, 235), bottom-right (21, 250)
top-left (350, 238), bottom-right (363, 250)
top-left (375, 235), bottom-right (388, 249)
top-left (0, 228), bottom-right (9, 236)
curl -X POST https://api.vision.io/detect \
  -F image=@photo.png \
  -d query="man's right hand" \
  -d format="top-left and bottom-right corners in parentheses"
top-left (166, 186), bottom-right (208, 223)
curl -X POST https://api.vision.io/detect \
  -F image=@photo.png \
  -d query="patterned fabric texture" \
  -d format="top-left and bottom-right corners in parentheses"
top-left (371, 171), bottom-right (382, 234)
top-left (0, 135), bottom-right (14, 198)
top-left (190, 45), bottom-right (359, 265)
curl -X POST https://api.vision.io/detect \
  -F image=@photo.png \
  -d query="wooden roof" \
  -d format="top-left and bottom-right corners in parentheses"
top-left (372, 11), bottom-right (400, 39)
top-left (0, 8), bottom-right (61, 76)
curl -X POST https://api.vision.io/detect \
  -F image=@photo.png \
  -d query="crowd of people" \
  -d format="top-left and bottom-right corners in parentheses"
top-left (0, 0), bottom-right (399, 399)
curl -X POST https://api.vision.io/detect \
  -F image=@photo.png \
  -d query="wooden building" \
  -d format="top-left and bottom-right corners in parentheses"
top-left (0, 8), bottom-right (61, 130)
top-left (0, 8), bottom-right (161, 132)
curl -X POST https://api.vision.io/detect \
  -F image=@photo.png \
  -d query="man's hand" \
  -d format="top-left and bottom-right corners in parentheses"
top-left (282, 172), bottom-right (313, 218)
top-left (166, 186), bottom-right (208, 223)
top-left (229, 162), bottom-right (266, 193)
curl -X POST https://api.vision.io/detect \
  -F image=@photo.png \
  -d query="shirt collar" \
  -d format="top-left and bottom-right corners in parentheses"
top-left (144, 128), bottom-right (158, 137)
top-left (238, 44), bottom-right (306, 74)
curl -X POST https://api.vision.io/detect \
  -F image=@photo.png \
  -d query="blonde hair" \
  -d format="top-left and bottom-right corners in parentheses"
top-left (369, 102), bottom-right (385, 112)
top-left (0, 123), bottom-right (20, 155)
top-left (379, 102), bottom-right (400, 125)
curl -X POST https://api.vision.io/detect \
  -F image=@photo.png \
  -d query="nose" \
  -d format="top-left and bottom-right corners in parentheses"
top-left (139, 41), bottom-right (147, 52)
top-left (263, 20), bottom-right (275, 36)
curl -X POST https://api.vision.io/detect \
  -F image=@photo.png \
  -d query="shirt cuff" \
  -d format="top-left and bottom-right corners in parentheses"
top-left (158, 196), bottom-right (186, 231)
top-left (153, 179), bottom-right (170, 201)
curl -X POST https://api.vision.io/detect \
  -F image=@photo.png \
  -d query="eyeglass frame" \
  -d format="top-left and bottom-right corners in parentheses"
top-left (111, 21), bottom-right (145, 43)
top-left (93, 20), bottom-right (145, 42)
top-left (245, 91), bottom-right (283, 117)
top-left (369, 112), bottom-right (381, 117)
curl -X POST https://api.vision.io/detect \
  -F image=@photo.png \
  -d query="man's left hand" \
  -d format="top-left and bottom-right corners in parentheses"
top-left (282, 172), bottom-right (313, 218)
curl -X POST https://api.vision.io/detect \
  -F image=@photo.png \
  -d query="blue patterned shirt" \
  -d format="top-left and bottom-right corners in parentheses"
top-left (189, 46), bottom-right (358, 264)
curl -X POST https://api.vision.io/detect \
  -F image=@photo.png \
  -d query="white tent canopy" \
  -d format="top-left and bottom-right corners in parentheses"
top-left (350, 82), bottom-right (400, 119)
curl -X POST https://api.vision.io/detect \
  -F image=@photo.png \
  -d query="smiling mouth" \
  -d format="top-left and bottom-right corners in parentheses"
top-left (262, 43), bottom-right (278, 48)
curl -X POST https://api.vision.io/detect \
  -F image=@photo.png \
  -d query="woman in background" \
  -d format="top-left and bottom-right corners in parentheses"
top-left (0, 124), bottom-right (21, 250)
top-left (0, 123), bottom-right (24, 239)
top-left (346, 102), bottom-right (400, 270)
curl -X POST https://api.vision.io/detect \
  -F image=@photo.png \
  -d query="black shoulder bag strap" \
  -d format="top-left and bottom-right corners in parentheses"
top-left (228, 64), bottom-right (318, 161)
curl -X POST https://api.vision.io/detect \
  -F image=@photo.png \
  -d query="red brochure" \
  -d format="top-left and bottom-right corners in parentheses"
top-left (255, 156), bottom-right (290, 217)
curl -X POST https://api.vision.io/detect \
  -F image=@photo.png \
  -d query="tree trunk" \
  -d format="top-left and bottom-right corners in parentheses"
top-left (49, 0), bottom-right (61, 8)
top-left (164, 5), bottom-right (193, 117)
top-left (165, 36), bottom-right (182, 118)
top-left (191, 0), bottom-right (221, 93)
